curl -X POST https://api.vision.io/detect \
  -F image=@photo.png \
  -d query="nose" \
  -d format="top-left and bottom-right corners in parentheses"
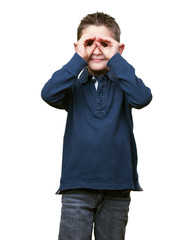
top-left (93, 46), bottom-right (102, 55)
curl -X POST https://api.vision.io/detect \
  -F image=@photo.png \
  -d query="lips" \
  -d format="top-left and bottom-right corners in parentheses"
top-left (90, 58), bottom-right (105, 62)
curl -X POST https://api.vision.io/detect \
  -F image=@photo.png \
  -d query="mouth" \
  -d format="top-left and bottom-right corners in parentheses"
top-left (90, 58), bottom-right (105, 62)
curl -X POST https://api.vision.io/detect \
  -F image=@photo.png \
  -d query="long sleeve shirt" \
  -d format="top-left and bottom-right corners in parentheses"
top-left (41, 52), bottom-right (152, 193)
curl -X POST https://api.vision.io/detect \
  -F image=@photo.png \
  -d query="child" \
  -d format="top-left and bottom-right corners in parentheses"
top-left (41, 12), bottom-right (152, 240)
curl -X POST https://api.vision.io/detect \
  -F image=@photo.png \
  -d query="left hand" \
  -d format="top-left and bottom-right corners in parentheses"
top-left (96, 36), bottom-right (125, 60)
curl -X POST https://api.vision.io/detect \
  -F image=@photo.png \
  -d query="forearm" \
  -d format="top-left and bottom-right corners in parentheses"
top-left (107, 53), bottom-right (152, 109)
top-left (41, 53), bottom-right (87, 109)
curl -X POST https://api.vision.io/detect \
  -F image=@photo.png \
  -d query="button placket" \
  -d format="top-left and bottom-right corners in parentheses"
top-left (95, 77), bottom-right (106, 115)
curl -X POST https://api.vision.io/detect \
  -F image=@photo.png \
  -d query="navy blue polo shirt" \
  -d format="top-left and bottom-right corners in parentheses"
top-left (41, 53), bottom-right (152, 193)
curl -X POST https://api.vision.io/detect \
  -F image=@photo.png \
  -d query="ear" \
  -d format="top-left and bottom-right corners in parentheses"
top-left (119, 43), bottom-right (125, 55)
top-left (73, 42), bottom-right (77, 52)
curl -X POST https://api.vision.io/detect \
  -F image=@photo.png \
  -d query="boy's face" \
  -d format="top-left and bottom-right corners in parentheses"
top-left (80, 26), bottom-right (117, 75)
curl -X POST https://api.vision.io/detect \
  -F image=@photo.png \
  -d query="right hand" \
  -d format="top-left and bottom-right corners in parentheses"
top-left (74, 34), bottom-right (97, 62)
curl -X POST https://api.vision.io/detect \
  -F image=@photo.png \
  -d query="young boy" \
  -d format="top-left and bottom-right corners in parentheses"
top-left (41, 12), bottom-right (152, 240)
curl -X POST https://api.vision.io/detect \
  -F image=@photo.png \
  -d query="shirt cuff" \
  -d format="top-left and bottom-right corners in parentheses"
top-left (65, 53), bottom-right (88, 77)
top-left (107, 52), bottom-right (133, 76)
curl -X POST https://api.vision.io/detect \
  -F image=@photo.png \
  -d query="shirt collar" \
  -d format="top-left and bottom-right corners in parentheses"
top-left (106, 70), bottom-right (118, 82)
top-left (78, 67), bottom-right (118, 84)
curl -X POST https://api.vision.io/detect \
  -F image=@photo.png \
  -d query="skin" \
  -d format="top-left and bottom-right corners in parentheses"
top-left (74, 25), bottom-right (125, 76)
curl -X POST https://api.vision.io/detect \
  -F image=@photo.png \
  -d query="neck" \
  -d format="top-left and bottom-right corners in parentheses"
top-left (87, 67), bottom-right (109, 76)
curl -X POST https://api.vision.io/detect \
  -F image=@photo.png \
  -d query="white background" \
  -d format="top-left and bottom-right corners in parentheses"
top-left (1, 0), bottom-right (191, 239)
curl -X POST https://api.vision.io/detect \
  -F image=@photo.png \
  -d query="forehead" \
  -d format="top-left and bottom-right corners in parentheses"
top-left (82, 25), bottom-right (113, 38)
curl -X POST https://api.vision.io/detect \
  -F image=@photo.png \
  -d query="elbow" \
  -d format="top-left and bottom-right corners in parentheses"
top-left (41, 87), bottom-right (50, 104)
top-left (138, 92), bottom-right (152, 109)
top-left (130, 89), bottom-right (153, 109)
top-left (40, 87), bottom-right (67, 110)
top-left (41, 87), bottom-right (50, 103)
top-left (41, 86), bottom-right (54, 106)
top-left (138, 90), bottom-right (153, 109)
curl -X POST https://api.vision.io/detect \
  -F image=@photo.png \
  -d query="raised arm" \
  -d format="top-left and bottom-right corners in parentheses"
top-left (107, 53), bottom-right (152, 109)
top-left (41, 53), bottom-right (87, 110)
top-left (42, 34), bottom-right (99, 110)
top-left (95, 36), bottom-right (152, 108)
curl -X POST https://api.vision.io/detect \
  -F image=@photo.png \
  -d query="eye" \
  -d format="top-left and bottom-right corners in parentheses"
top-left (101, 42), bottom-right (108, 47)
top-left (87, 40), bottom-right (93, 46)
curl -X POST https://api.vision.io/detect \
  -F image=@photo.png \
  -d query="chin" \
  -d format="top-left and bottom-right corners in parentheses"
top-left (88, 64), bottom-right (109, 76)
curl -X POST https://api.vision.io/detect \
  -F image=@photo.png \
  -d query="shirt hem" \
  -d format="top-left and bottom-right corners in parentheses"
top-left (55, 182), bottom-right (143, 194)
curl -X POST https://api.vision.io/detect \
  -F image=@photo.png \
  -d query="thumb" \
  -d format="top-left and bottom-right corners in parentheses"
top-left (96, 42), bottom-right (104, 53)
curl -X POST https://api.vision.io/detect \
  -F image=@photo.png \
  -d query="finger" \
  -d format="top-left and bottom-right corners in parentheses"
top-left (88, 40), bottom-right (97, 56)
top-left (96, 41), bottom-right (104, 51)
top-left (89, 40), bottom-right (97, 52)
top-left (96, 37), bottom-right (109, 45)
top-left (83, 39), bottom-right (97, 60)
top-left (97, 36), bottom-right (114, 43)
top-left (96, 42), bottom-right (107, 56)
top-left (78, 34), bottom-right (96, 47)
top-left (82, 34), bottom-right (96, 43)
top-left (85, 37), bottom-right (97, 49)
top-left (91, 39), bottom-right (97, 48)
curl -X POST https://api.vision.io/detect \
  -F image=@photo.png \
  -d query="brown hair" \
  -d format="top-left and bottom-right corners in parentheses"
top-left (77, 12), bottom-right (121, 42)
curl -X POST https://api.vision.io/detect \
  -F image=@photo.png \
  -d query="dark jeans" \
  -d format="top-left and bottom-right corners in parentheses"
top-left (58, 189), bottom-right (131, 240)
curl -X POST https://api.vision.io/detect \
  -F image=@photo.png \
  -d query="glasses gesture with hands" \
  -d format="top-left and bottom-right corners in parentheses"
top-left (74, 34), bottom-right (124, 62)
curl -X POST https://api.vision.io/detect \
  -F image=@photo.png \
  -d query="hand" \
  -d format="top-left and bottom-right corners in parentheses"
top-left (74, 34), bottom-right (97, 61)
top-left (96, 36), bottom-right (125, 60)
